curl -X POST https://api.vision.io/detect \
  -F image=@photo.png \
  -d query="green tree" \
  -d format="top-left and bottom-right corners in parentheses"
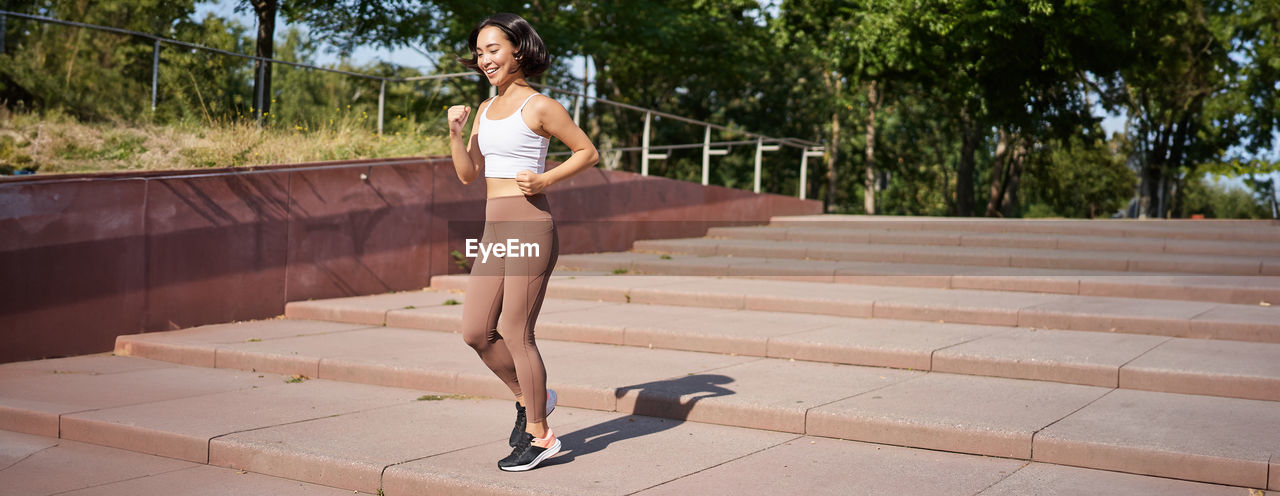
top-left (1096, 0), bottom-right (1279, 218)
top-left (1020, 130), bottom-right (1138, 218)
top-left (227, 0), bottom-right (439, 121)
top-left (903, 0), bottom-right (1131, 217)
top-left (780, 0), bottom-right (916, 213)
top-left (157, 12), bottom-right (256, 124)
top-left (0, 0), bottom-right (199, 120)
top-left (1178, 175), bottom-right (1273, 218)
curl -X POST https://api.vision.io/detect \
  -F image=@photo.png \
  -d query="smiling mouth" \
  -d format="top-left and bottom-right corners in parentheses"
top-left (485, 68), bottom-right (498, 75)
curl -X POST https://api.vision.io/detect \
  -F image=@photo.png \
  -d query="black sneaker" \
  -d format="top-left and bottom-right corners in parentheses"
top-left (508, 402), bottom-right (527, 447)
top-left (509, 389), bottom-right (557, 447)
top-left (498, 431), bottom-right (561, 472)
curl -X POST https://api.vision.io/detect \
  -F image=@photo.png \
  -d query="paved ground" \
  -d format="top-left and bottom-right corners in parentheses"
top-left (1, 354), bottom-right (1273, 495)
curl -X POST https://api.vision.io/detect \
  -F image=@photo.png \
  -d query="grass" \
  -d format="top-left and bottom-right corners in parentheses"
top-left (0, 107), bottom-right (449, 175)
top-left (417, 394), bottom-right (476, 401)
top-left (450, 250), bottom-right (470, 272)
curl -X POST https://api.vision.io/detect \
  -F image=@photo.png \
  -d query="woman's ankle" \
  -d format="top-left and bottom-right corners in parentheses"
top-left (525, 420), bottom-right (549, 438)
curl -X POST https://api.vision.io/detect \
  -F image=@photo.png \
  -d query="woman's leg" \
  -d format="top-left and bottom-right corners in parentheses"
top-left (493, 196), bottom-right (559, 427)
top-left (460, 222), bottom-right (523, 400)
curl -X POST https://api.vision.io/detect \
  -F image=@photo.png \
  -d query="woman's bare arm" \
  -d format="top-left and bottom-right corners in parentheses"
top-left (447, 99), bottom-right (490, 184)
top-left (514, 95), bottom-right (599, 195)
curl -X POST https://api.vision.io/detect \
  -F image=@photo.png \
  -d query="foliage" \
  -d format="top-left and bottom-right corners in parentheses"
top-left (1020, 131), bottom-right (1138, 219)
top-left (1, 0), bottom-right (1276, 219)
top-left (1178, 175), bottom-right (1274, 219)
top-left (0, 1), bottom-right (198, 121)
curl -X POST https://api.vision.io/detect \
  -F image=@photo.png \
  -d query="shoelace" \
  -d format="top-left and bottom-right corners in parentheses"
top-left (512, 434), bottom-right (533, 456)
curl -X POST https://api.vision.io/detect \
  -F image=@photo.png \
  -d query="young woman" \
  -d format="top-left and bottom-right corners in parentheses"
top-left (447, 12), bottom-right (598, 472)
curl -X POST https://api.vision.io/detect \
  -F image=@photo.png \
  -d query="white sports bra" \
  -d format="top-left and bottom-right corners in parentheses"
top-left (478, 93), bottom-right (550, 179)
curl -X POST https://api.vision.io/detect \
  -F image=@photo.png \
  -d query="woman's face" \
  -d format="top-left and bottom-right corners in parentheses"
top-left (475, 26), bottom-right (523, 86)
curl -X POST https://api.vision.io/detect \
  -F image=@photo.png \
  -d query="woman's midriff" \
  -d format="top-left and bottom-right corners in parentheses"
top-left (485, 177), bottom-right (525, 198)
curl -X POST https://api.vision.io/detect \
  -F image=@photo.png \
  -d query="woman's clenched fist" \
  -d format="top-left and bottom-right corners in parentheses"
top-left (447, 105), bottom-right (471, 137)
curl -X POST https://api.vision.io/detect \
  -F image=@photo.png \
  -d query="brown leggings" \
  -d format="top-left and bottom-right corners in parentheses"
top-left (460, 193), bottom-right (558, 423)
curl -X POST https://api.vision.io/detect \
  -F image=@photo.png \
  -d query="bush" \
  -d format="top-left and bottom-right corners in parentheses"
top-left (1178, 176), bottom-right (1271, 219)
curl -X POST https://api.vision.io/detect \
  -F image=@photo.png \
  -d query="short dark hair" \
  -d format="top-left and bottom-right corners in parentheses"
top-left (457, 13), bottom-right (549, 79)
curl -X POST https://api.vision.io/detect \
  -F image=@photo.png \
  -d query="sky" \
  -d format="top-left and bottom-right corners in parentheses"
top-left (193, 0), bottom-right (1276, 194)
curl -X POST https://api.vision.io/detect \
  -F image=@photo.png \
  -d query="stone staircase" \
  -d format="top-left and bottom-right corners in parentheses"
top-left (3, 214), bottom-right (1279, 495)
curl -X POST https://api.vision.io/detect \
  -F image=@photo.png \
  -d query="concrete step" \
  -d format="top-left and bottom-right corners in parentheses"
top-left (768, 214), bottom-right (1280, 243)
top-left (427, 274), bottom-right (1280, 343)
top-left (278, 289), bottom-right (1280, 402)
top-left (706, 225), bottom-right (1280, 258)
top-left (631, 237), bottom-right (1280, 276)
top-left (3, 355), bottom-right (1270, 495)
top-left (101, 324), bottom-right (1280, 490)
top-left (556, 251), bottom-right (1280, 305)
top-left (0, 429), bottom-right (367, 496)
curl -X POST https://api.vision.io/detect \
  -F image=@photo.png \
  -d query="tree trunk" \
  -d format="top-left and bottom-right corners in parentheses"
top-left (985, 129), bottom-right (1011, 217)
top-left (63, 0), bottom-right (88, 85)
top-left (591, 57), bottom-right (621, 170)
top-left (956, 110), bottom-right (978, 217)
top-left (1165, 116), bottom-right (1190, 218)
top-left (863, 80), bottom-right (879, 215)
top-left (1140, 119), bottom-right (1173, 219)
top-left (1138, 165), bottom-right (1160, 219)
top-left (590, 55), bottom-right (603, 142)
top-left (986, 131), bottom-right (1027, 218)
top-left (251, 0), bottom-right (278, 121)
top-left (1000, 138), bottom-right (1028, 217)
top-left (1269, 177), bottom-right (1279, 219)
top-left (607, 80), bottom-right (637, 173)
top-left (825, 76), bottom-right (842, 214)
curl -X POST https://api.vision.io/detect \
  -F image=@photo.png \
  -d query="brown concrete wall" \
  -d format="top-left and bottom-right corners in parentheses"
top-left (0, 157), bottom-right (821, 363)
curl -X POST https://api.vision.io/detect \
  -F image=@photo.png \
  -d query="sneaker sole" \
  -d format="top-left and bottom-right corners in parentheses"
top-left (499, 438), bottom-right (561, 472)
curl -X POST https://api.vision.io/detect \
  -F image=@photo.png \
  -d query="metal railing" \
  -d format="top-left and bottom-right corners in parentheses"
top-left (0, 10), bottom-right (825, 198)
top-left (530, 83), bottom-right (824, 197)
top-left (0, 10), bottom-right (468, 134)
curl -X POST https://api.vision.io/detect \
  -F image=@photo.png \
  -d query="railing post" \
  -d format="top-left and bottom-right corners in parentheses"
top-left (754, 138), bottom-right (763, 193)
top-left (754, 138), bottom-right (780, 194)
top-left (799, 146), bottom-right (825, 199)
top-left (572, 89), bottom-right (582, 125)
top-left (378, 79), bottom-right (385, 136)
top-left (799, 147), bottom-right (808, 200)
top-left (151, 40), bottom-right (160, 113)
top-left (702, 126), bottom-right (712, 185)
top-left (642, 112), bottom-right (651, 176)
top-left (701, 125), bottom-right (727, 186)
top-left (641, 111), bottom-right (667, 176)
